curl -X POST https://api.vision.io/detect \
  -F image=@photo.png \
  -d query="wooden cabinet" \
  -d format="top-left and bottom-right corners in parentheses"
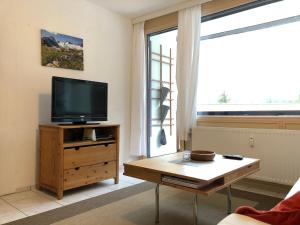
top-left (39, 124), bottom-right (119, 199)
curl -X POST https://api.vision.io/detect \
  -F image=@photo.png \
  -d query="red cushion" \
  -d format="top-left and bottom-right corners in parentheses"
top-left (235, 191), bottom-right (300, 225)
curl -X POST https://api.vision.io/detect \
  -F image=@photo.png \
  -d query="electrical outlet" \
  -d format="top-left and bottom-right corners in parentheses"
top-left (249, 136), bottom-right (255, 148)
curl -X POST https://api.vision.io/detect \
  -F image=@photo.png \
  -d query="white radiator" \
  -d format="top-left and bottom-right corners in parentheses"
top-left (192, 126), bottom-right (300, 185)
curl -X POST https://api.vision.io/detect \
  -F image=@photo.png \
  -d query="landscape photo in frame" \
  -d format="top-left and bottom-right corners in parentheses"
top-left (41, 29), bottom-right (84, 71)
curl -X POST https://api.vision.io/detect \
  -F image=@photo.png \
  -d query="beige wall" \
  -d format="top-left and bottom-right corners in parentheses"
top-left (0, 0), bottom-right (132, 196)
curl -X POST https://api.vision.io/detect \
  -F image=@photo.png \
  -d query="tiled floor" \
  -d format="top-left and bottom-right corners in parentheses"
top-left (0, 170), bottom-right (143, 225)
top-left (0, 171), bottom-right (290, 225)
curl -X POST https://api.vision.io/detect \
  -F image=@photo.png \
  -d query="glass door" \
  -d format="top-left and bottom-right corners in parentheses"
top-left (147, 29), bottom-right (178, 157)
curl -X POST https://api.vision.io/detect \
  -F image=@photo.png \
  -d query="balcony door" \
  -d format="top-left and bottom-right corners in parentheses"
top-left (147, 29), bottom-right (178, 157)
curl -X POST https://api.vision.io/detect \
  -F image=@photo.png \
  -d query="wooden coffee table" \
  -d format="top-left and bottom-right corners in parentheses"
top-left (123, 152), bottom-right (260, 225)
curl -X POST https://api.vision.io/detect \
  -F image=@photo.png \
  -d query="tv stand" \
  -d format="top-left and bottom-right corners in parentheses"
top-left (39, 124), bottom-right (120, 199)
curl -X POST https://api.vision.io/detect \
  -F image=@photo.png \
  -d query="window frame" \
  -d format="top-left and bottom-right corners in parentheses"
top-left (143, 0), bottom-right (300, 129)
top-left (198, 0), bottom-right (300, 117)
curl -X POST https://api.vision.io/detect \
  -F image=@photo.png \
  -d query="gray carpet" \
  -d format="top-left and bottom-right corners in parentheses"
top-left (6, 182), bottom-right (280, 225)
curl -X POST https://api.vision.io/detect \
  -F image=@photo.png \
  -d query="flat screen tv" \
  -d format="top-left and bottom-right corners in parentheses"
top-left (51, 76), bottom-right (107, 124)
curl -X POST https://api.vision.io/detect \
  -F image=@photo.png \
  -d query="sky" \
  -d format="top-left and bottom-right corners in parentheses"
top-left (41, 29), bottom-right (83, 46)
top-left (197, 0), bottom-right (300, 111)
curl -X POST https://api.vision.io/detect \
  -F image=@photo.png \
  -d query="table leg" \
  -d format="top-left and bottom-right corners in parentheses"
top-left (155, 184), bottom-right (159, 223)
top-left (227, 185), bottom-right (232, 214)
top-left (193, 194), bottom-right (198, 225)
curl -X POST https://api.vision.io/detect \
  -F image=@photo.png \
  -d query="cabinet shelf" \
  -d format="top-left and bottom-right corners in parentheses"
top-left (63, 139), bottom-right (116, 148)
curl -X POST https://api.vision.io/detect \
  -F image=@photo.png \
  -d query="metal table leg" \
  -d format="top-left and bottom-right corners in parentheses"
top-left (193, 194), bottom-right (198, 225)
top-left (227, 185), bottom-right (232, 214)
top-left (154, 184), bottom-right (229, 224)
top-left (155, 184), bottom-right (159, 223)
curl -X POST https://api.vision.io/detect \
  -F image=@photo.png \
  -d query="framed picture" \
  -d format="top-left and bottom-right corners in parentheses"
top-left (41, 29), bottom-right (83, 71)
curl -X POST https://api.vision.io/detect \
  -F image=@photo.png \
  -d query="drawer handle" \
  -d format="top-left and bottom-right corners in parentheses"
top-left (104, 144), bottom-right (109, 147)
top-left (75, 167), bottom-right (80, 171)
top-left (104, 162), bottom-right (108, 165)
top-left (75, 147), bottom-right (80, 151)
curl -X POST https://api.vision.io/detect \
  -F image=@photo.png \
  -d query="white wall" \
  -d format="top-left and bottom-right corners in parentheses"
top-left (0, 0), bottom-right (132, 196)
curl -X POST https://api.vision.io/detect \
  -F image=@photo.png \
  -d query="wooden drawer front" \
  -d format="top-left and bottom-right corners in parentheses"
top-left (64, 161), bottom-right (116, 190)
top-left (64, 143), bottom-right (116, 169)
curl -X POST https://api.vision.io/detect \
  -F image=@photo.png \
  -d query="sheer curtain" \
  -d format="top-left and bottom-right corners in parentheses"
top-left (129, 22), bottom-right (147, 157)
top-left (176, 5), bottom-right (202, 149)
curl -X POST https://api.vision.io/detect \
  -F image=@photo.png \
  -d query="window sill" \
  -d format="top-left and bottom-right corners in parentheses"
top-left (197, 116), bottom-right (300, 130)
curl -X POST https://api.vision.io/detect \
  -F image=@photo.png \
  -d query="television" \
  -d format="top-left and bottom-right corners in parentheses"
top-left (51, 76), bottom-right (107, 124)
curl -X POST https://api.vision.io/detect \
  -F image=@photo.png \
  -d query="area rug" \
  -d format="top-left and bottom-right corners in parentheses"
top-left (7, 182), bottom-right (280, 225)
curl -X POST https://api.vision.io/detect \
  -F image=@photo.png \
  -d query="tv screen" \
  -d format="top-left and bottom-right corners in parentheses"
top-left (52, 76), bottom-right (107, 123)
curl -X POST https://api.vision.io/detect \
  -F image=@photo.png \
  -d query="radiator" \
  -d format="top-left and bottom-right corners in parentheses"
top-left (192, 126), bottom-right (300, 185)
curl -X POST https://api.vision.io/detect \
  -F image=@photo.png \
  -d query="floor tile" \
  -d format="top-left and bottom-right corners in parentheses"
top-left (0, 176), bottom-right (138, 219)
top-left (2, 191), bottom-right (61, 216)
top-left (33, 179), bottom-right (133, 206)
top-left (119, 174), bottom-right (144, 185)
top-left (1, 191), bottom-right (37, 203)
top-left (0, 199), bottom-right (26, 225)
top-left (78, 184), bottom-right (114, 198)
top-left (32, 186), bottom-right (108, 206)
top-left (101, 179), bottom-right (134, 190)
top-left (31, 188), bottom-right (57, 201)
top-left (54, 190), bottom-right (90, 206)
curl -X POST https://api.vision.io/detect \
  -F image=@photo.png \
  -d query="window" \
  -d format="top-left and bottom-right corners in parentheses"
top-left (197, 0), bottom-right (300, 116)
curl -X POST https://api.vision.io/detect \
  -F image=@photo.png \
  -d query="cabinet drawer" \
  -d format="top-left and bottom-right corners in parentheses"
top-left (64, 161), bottom-right (116, 190)
top-left (64, 143), bottom-right (116, 169)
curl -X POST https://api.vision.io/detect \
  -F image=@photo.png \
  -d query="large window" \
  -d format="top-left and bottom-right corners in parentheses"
top-left (197, 0), bottom-right (300, 115)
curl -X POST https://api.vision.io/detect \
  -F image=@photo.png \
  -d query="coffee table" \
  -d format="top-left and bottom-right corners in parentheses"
top-left (123, 152), bottom-right (260, 225)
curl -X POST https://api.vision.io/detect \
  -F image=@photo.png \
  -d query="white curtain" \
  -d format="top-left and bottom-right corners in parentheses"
top-left (176, 5), bottom-right (202, 147)
top-left (130, 22), bottom-right (147, 157)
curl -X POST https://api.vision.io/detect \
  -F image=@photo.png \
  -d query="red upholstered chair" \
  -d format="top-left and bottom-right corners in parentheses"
top-left (235, 191), bottom-right (300, 225)
top-left (218, 178), bottom-right (300, 225)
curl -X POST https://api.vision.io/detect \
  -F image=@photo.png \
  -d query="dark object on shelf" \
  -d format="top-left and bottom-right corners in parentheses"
top-left (158, 104), bottom-right (169, 145)
top-left (160, 105), bottom-right (170, 123)
top-left (223, 154), bottom-right (244, 160)
top-left (96, 134), bottom-right (114, 141)
top-left (161, 86), bottom-right (170, 102)
top-left (159, 129), bottom-right (167, 145)
top-left (191, 150), bottom-right (216, 161)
